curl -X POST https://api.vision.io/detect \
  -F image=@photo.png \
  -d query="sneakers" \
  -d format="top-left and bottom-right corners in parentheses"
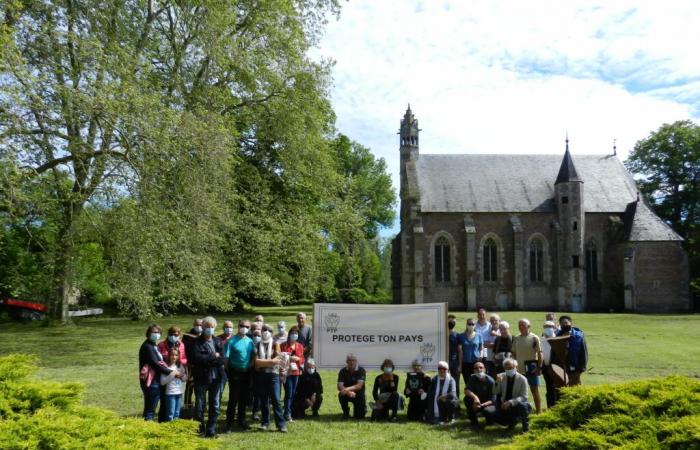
top-left (252, 413), bottom-right (261, 421)
top-left (279, 426), bottom-right (288, 433)
top-left (261, 424), bottom-right (269, 431)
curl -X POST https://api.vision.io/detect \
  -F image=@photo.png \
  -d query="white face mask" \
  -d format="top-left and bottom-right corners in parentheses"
top-left (543, 328), bottom-right (556, 338)
top-left (262, 331), bottom-right (272, 341)
top-left (308, 368), bottom-right (316, 374)
top-left (505, 368), bottom-right (517, 377)
top-left (278, 326), bottom-right (285, 332)
top-left (476, 372), bottom-right (486, 379)
top-left (239, 327), bottom-right (249, 335)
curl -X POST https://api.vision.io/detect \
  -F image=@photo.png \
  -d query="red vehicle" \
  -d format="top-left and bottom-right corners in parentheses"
top-left (0, 298), bottom-right (48, 321)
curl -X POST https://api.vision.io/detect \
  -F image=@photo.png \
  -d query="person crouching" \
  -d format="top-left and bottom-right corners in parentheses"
top-left (429, 361), bottom-right (458, 425)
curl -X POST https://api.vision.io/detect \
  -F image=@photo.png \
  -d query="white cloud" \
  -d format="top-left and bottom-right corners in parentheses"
top-left (310, 0), bottom-right (700, 236)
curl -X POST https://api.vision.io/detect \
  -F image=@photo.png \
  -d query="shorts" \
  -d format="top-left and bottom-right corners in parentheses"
top-left (525, 361), bottom-right (541, 386)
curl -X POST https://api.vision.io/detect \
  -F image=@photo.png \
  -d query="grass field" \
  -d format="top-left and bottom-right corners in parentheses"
top-left (1, 307), bottom-right (698, 449)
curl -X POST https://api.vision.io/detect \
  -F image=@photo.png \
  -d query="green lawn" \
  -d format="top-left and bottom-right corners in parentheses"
top-left (1, 307), bottom-right (698, 449)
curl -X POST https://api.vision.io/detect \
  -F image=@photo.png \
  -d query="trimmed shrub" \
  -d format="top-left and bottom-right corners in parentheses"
top-left (499, 376), bottom-right (700, 450)
top-left (0, 353), bottom-right (207, 449)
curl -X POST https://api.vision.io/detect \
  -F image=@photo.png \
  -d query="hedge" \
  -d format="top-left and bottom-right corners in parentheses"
top-left (0, 354), bottom-right (207, 449)
top-left (499, 375), bottom-right (700, 449)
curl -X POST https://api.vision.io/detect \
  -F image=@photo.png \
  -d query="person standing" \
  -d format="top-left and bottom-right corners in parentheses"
top-left (217, 320), bottom-right (235, 403)
top-left (224, 320), bottom-right (255, 432)
top-left (493, 321), bottom-right (514, 374)
top-left (494, 358), bottom-right (531, 432)
top-left (540, 320), bottom-right (560, 408)
top-left (464, 361), bottom-right (496, 428)
top-left (512, 319), bottom-right (543, 414)
top-left (296, 312), bottom-right (313, 357)
top-left (475, 308), bottom-right (491, 360)
top-left (556, 315), bottom-right (588, 386)
top-left (192, 316), bottom-right (226, 437)
top-left (139, 324), bottom-right (173, 421)
top-left (160, 348), bottom-right (186, 422)
top-left (337, 354), bottom-right (367, 419)
top-left (460, 318), bottom-right (483, 389)
top-left (447, 315), bottom-right (463, 400)
top-left (280, 325), bottom-right (305, 422)
top-left (273, 321), bottom-right (288, 345)
top-left (157, 326), bottom-right (188, 422)
top-left (292, 358), bottom-right (323, 419)
top-left (182, 318), bottom-right (203, 408)
top-left (254, 324), bottom-right (287, 432)
top-left (484, 315), bottom-right (501, 378)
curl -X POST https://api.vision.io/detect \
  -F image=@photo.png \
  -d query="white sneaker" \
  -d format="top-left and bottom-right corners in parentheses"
top-left (261, 424), bottom-right (269, 431)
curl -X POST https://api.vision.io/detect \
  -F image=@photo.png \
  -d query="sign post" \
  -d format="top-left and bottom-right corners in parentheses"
top-left (312, 303), bottom-right (448, 370)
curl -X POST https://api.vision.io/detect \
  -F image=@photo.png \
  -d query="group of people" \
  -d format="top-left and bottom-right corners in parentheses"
top-left (138, 308), bottom-right (587, 437)
top-left (138, 312), bottom-right (316, 436)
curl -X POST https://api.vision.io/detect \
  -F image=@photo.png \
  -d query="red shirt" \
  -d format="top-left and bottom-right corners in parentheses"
top-left (280, 341), bottom-right (305, 376)
top-left (157, 340), bottom-right (188, 367)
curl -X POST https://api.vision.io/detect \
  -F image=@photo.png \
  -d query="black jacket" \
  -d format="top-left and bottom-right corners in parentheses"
top-left (296, 371), bottom-right (323, 400)
top-left (191, 336), bottom-right (226, 385)
top-left (139, 340), bottom-right (172, 375)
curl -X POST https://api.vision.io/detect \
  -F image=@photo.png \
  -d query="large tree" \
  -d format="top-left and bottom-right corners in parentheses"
top-left (626, 120), bottom-right (700, 298)
top-left (0, 0), bottom-right (340, 321)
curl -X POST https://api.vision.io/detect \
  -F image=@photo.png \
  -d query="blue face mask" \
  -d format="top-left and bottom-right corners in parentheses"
top-left (224, 327), bottom-right (233, 335)
top-left (289, 333), bottom-right (298, 341)
top-left (168, 335), bottom-right (179, 344)
top-left (204, 327), bottom-right (215, 336)
top-left (253, 336), bottom-right (262, 344)
top-left (383, 367), bottom-right (393, 374)
top-left (149, 333), bottom-right (161, 343)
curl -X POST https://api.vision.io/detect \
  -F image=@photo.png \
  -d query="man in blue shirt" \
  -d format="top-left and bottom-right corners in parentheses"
top-left (224, 319), bottom-right (255, 432)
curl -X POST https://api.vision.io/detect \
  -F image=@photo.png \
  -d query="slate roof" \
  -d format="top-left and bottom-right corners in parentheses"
top-left (623, 200), bottom-right (683, 242)
top-left (414, 153), bottom-right (639, 213)
top-left (555, 148), bottom-right (582, 184)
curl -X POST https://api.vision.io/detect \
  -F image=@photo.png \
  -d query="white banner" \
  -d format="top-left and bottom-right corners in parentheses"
top-left (312, 303), bottom-right (448, 370)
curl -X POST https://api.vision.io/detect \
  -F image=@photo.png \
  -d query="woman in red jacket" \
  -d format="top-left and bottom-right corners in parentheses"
top-left (280, 325), bottom-right (305, 422)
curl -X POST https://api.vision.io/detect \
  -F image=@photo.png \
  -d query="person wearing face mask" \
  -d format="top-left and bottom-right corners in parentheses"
top-left (274, 321), bottom-right (288, 345)
top-left (139, 324), bottom-right (174, 421)
top-left (280, 325), bottom-right (305, 422)
top-left (555, 315), bottom-right (588, 387)
top-left (292, 358), bottom-right (323, 419)
top-left (447, 314), bottom-right (463, 401)
top-left (494, 358), bottom-right (531, 432)
top-left (337, 354), bottom-right (367, 419)
top-left (540, 320), bottom-right (564, 408)
top-left (217, 320), bottom-right (235, 404)
top-left (404, 359), bottom-right (431, 421)
top-left (460, 318), bottom-right (484, 390)
top-left (464, 362), bottom-right (496, 428)
top-left (484, 315), bottom-right (501, 378)
top-left (157, 326), bottom-right (188, 422)
top-left (254, 324), bottom-right (287, 432)
top-left (370, 359), bottom-right (401, 421)
top-left (493, 321), bottom-right (514, 374)
top-left (429, 361), bottom-right (458, 425)
top-left (223, 320), bottom-right (255, 432)
top-left (182, 318), bottom-right (204, 408)
top-left (192, 316), bottom-right (226, 437)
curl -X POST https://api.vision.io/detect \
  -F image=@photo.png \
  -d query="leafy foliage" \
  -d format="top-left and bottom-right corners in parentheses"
top-left (500, 376), bottom-right (700, 449)
top-left (0, 353), bottom-right (205, 449)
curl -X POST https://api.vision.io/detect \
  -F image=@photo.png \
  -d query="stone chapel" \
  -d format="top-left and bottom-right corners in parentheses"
top-left (391, 106), bottom-right (690, 312)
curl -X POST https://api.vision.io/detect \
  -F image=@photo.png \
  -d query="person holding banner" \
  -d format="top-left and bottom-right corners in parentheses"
top-left (337, 354), bottom-right (367, 419)
top-left (404, 359), bottom-right (431, 421)
top-left (370, 359), bottom-right (400, 421)
top-left (429, 361), bottom-right (458, 425)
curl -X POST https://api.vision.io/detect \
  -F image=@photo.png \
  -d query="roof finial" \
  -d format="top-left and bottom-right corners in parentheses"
top-left (613, 138), bottom-right (617, 156)
top-left (565, 131), bottom-right (569, 152)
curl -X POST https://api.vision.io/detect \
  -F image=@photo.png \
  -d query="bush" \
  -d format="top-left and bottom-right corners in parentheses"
top-left (499, 376), bottom-right (700, 449)
top-left (0, 353), bottom-right (206, 449)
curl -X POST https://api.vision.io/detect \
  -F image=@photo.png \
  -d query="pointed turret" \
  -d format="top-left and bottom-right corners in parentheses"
top-left (555, 136), bottom-right (582, 184)
top-left (400, 104), bottom-right (420, 148)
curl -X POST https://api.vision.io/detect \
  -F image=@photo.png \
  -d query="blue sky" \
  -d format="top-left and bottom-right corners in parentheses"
top-left (311, 1), bottom-right (700, 237)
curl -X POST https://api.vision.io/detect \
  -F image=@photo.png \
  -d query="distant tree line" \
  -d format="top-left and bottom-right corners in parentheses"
top-left (0, 0), bottom-right (396, 321)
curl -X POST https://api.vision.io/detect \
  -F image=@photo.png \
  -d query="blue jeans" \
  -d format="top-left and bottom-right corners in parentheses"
top-left (194, 380), bottom-right (222, 436)
top-left (162, 394), bottom-right (182, 421)
top-left (258, 371), bottom-right (285, 429)
top-left (283, 375), bottom-right (299, 418)
top-left (141, 379), bottom-right (161, 421)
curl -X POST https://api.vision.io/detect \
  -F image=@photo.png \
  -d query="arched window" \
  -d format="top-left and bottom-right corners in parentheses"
top-left (529, 239), bottom-right (544, 282)
top-left (483, 238), bottom-right (498, 282)
top-left (435, 236), bottom-right (451, 282)
top-left (586, 242), bottom-right (598, 283)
